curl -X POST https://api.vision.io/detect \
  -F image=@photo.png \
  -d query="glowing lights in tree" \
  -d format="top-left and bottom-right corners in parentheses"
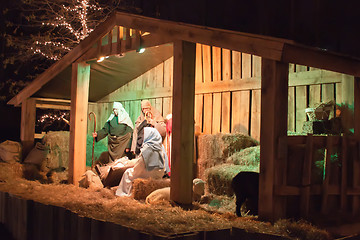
top-left (8, 0), bottom-right (116, 64)
top-left (31, 0), bottom-right (103, 60)
top-left (36, 110), bottom-right (70, 132)
top-left (38, 112), bottom-right (68, 123)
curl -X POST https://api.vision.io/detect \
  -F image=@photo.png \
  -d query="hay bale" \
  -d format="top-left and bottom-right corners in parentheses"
top-left (42, 132), bottom-right (108, 169)
top-left (132, 178), bottom-right (171, 200)
top-left (206, 164), bottom-right (243, 196)
top-left (197, 133), bottom-right (258, 180)
top-left (42, 131), bottom-right (70, 169)
top-left (206, 164), bottom-right (259, 196)
top-left (0, 140), bottom-right (22, 163)
top-left (220, 134), bottom-right (259, 157)
top-left (226, 146), bottom-right (260, 170)
top-left (0, 162), bottom-right (23, 182)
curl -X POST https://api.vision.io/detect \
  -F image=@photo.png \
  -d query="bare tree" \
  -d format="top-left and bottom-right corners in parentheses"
top-left (5, 0), bottom-right (121, 64)
top-left (1, 0), bottom-right (142, 102)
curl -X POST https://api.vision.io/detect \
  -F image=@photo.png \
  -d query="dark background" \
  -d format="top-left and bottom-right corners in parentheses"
top-left (1, 0), bottom-right (360, 142)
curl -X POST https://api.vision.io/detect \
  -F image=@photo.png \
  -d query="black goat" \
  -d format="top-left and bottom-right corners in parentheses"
top-left (231, 171), bottom-right (259, 216)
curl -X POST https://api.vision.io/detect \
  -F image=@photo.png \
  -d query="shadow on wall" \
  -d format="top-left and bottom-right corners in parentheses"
top-left (231, 124), bottom-right (249, 136)
top-left (0, 104), bottom-right (20, 143)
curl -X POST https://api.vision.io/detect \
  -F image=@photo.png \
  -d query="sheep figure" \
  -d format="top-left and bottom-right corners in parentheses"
top-left (231, 171), bottom-right (259, 216)
top-left (79, 170), bottom-right (104, 190)
top-left (145, 178), bottom-right (205, 204)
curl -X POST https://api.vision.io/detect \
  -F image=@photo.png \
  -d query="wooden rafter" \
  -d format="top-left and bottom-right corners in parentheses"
top-left (8, 11), bottom-right (360, 107)
top-left (7, 13), bottom-right (117, 106)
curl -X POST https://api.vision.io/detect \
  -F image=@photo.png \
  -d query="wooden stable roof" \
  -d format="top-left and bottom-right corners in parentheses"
top-left (8, 11), bottom-right (360, 106)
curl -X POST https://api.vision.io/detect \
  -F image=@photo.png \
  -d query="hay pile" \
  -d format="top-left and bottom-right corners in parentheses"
top-left (205, 164), bottom-right (243, 196)
top-left (197, 133), bottom-right (258, 180)
top-left (132, 178), bottom-right (171, 200)
top-left (42, 131), bottom-right (70, 169)
top-left (205, 146), bottom-right (260, 196)
top-left (226, 146), bottom-right (260, 169)
top-left (0, 161), bottom-right (333, 239)
top-left (40, 131), bottom-right (108, 168)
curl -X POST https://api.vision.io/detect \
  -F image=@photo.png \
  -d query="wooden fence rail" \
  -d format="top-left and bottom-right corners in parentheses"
top-left (275, 135), bottom-right (360, 218)
top-left (0, 192), bottom-right (292, 240)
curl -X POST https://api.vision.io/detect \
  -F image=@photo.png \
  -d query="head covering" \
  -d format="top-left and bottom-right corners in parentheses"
top-left (107, 102), bottom-right (134, 129)
top-left (141, 127), bottom-right (169, 172)
top-left (137, 100), bottom-right (164, 124)
top-left (141, 100), bottom-right (152, 110)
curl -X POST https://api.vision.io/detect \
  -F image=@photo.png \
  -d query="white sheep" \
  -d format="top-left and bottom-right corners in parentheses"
top-left (145, 178), bottom-right (205, 204)
top-left (78, 170), bottom-right (104, 189)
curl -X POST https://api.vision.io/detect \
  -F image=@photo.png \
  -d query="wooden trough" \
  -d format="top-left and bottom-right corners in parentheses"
top-left (0, 191), bottom-right (295, 240)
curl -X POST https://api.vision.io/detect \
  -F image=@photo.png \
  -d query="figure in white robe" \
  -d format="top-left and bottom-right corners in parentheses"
top-left (115, 127), bottom-right (167, 197)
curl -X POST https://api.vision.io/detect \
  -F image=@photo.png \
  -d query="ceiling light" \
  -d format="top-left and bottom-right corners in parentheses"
top-left (138, 48), bottom-right (145, 54)
top-left (97, 56), bottom-right (105, 62)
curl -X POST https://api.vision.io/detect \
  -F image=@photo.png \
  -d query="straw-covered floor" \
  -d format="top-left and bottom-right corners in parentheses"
top-left (0, 161), bottom-right (333, 240)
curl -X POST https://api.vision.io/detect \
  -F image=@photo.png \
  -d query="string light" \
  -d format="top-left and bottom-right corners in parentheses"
top-left (34, 0), bottom-right (102, 60)
top-left (38, 112), bottom-right (69, 123)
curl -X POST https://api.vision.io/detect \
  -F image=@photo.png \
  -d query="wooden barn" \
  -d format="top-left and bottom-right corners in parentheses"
top-left (7, 10), bottom-right (360, 223)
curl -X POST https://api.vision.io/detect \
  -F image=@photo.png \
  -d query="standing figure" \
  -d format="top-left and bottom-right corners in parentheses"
top-left (92, 102), bottom-right (134, 163)
top-left (116, 127), bottom-right (168, 197)
top-left (131, 100), bottom-right (166, 155)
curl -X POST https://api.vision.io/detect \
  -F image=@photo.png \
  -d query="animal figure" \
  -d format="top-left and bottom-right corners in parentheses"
top-left (231, 171), bottom-right (259, 216)
top-left (79, 170), bottom-right (103, 189)
top-left (145, 178), bottom-right (205, 204)
top-left (192, 178), bottom-right (205, 201)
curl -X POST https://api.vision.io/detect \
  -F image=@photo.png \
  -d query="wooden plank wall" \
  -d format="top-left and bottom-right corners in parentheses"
top-left (287, 65), bottom-right (347, 133)
top-left (87, 102), bottom-right (113, 135)
top-left (95, 44), bottom-right (350, 141)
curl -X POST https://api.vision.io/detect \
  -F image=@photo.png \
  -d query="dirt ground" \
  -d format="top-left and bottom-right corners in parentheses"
top-left (0, 161), bottom-right (333, 240)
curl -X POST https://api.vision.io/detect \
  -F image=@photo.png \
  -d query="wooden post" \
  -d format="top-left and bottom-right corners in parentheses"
top-left (341, 75), bottom-right (354, 134)
top-left (21, 98), bottom-right (36, 159)
top-left (321, 136), bottom-right (333, 214)
top-left (259, 58), bottom-right (289, 221)
top-left (354, 77), bottom-right (360, 138)
top-left (301, 134), bottom-right (314, 218)
top-left (69, 62), bottom-right (90, 185)
top-left (340, 136), bottom-right (348, 212)
top-left (170, 40), bottom-right (196, 205)
top-left (353, 77), bottom-right (360, 214)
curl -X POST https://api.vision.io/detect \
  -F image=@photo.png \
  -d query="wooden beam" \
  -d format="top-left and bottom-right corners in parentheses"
top-left (340, 137), bottom-right (348, 211)
top-left (289, 69), bottom-right (342, 86)
top-left (102, 69), bottom-right (342, 102)
top-left (108, 29), bottom-right (113, 54)
top-left (115, 12), bottom-right (286, 60)
top-left (125, 28), bottom-right (131, 50)
top-left (170, 40), bottom-right (196, 205)
top-left (68, 62), bottom-right (90, 185)
top-left (321, 136), bottom-right (334, 214)
top-left (36, 104), bottom-right (71, 110)
top-left (300, 134), bottom-right (314, 218)
top-left (9, 11), bottom-right (360, 107)
top-left (116, 26), bottom-right (123, 54)
top-left (115, 11), bottom-right (360, 77)
top-left (77, 33), bottom-right (173, 63)
top-left (20, 98), bottom-right (36, 159)
top-left (32, 98), bottom-right (71, 104)
top-left (354, 77), bottom-right (360, 139)
top-left (259, 58), bottom-right (289, 221)
top-left (282, 44), bottom-right (360, 77)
